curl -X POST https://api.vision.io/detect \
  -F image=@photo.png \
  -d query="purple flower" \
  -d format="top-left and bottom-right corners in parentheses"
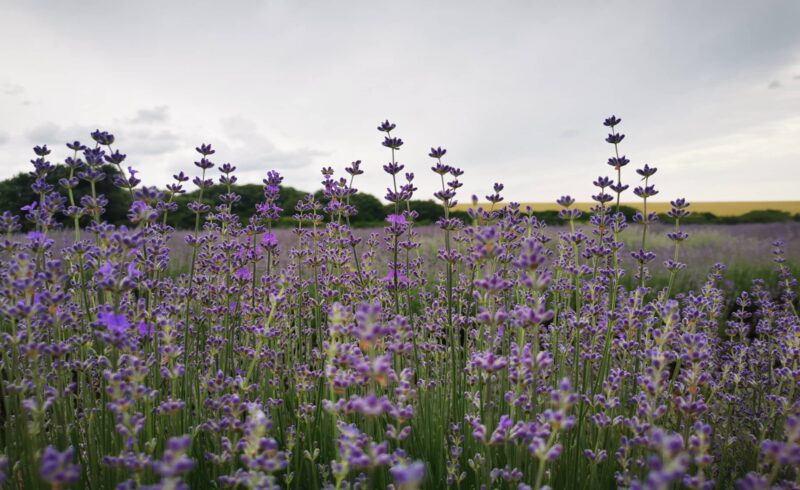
top-left (195, 143), bottom-right (215, 156)
top-left (383, 269), bottom-right (410, 290)
top-left (261, 232), bottom-right (278, 249)
top-left (33, 145), bottom-right (51, 156)
top-left (390, 461), bottom-right (426, 488)
top-left (431, 162), bottom-right (451, 175)
top-left (382, 136), bottom-right (404, 150)
top-left (636, 164), bottom-right (657, 178)
top-left (428, 146), bottom-right (447, 159)
top-left (556, 195), bottom-right (575, 208)
top-left (128, 200), bottom-right (158, 223)
top-left (137, 321), bottom-right (154, 337)
top-left (40, 446), bottom-right (80, 487)
top-left (383, 161), bottom-right (405, 175)
top-left (386, 214), bottom-right (407, 226)
top-left (234, 266), bottom-right (253, 281)
top-left (98, 311), bottom-right (130, 335)
top-left (91, 129), bottom-right (115, 146)
top-left (607, 155), bottom-right (630, 169)
top-left (346, 160), bottom-right (364, 176)
top-left (194, 158), bottom-right (214, 171)
top-left (377, 120), bottom-right (396, 133)
top-left (151, 436), bottom-right (195, 479)
top-left (105, 149), bottom-right (127, 165)
top-left (67, 141), bottom-right (87, 151)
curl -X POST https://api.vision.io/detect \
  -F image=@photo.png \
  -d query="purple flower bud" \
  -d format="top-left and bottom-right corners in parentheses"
top-left (194, 158), bottom-right (214, 170)
top-left (33, 145), bottom-right (51, 156)
top-left (382, 136), bottom-right (404, 150)
top-left (636, 164), bottom-right (657, 178)
top-left (390, 461), bottom-right (425, 487)
top-left (105, 150), bottom-right (127, 165)
top-left (429, 147), bottom-right (447, 159)
top-left (556, 195), bottom-right (575, 208)
top-left (346, 160), bottom-right (364, 176)
top-left (383, 162), bottom-right (405, 175)
top-left (40, 446), bottom-right (80, 487)
top-left (377, 120), bottom-right (397, 133)
top-left (195, 143), bottom-right (215, 156)
top-left (91, 129), bottom-right (115, 146)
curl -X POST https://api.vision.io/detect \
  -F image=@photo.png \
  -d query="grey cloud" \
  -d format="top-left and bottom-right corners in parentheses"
top-left (219, 116), bottom-right (325, 172)
top-left (131, 106), bottom-right (169, 124)
top-left (25, 122), bottom-right (62, 143)
top-left (559, 129), bottom-right (580, 138)
top-left (2, 83), bottom-right (23, 96)
top-left (22, 123), bottom-right (181, 158)
top-left (221, 115), bottom-right (259, 141)
top-left (768, 80), bottom-right (781, 89)
top-left (25, 123), bottom-right (98, 146)
top-left (119, 128), bottom-right (182, 155)
top-left (1, 0), bottom-right (799, 199)
top-left (0, 131), bottom-right (9, 145)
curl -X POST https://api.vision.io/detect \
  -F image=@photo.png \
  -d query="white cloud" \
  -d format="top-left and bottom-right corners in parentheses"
top-left (217, 115), bottom-right (325, 174)
top-left (131, 106), bottom-right (169, 124)
top-left (1, 83), bottom-right (23, 96)
top-left (119, 128), bottom-right (182, 155)
top-left (25, 122), bottom-right (63, 143)
top-left (0, 0), bottom-right (799, 199)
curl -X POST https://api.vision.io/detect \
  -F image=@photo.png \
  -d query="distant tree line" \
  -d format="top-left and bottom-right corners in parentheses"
top-left (0, 165), bottom-right (469, 230)
top-left (0, 164), bottom-right (133, 228)
top-left (1, 165), bottom-right (797, 231)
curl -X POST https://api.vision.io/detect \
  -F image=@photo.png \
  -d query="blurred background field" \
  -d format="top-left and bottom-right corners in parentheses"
top-left (34, 221), bottom-right (800, 300)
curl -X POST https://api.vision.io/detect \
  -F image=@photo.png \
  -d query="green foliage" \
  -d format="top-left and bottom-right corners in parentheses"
top-left (0, 164), bottom-right (131, 230)
top-left (349, 193), bottom-right (387, 223)
top-left (674, 211), bottom-right (719, 224)
top-left (530, 210), bottom-right (564, 225)
top-left (661, 209), bottom-right (795, 225)
top-left (1, 168), bottom-right (796, 229)
top-left (721, 209), bottom-right (792, 223)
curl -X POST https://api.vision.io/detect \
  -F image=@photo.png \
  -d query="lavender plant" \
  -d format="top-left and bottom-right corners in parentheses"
top-left (0, 118), bottom-right (798, 490)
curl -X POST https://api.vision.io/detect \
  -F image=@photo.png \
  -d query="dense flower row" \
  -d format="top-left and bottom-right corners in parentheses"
top-left (0, 118), bottom-right (798, 489)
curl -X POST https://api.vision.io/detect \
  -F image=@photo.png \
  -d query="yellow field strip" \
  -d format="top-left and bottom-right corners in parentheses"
top-left (454, 201), bottom-right (800, 217)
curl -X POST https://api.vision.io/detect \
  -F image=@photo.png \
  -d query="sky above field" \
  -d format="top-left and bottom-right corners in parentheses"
top-left (1, 0), bottom-right (799, 204)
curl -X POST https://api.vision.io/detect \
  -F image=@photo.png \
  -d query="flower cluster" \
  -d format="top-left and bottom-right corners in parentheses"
top-left (0, 118), bottom-right (797, 490)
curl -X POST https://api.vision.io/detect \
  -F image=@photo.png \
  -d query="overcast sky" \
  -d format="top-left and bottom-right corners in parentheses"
top-left (1, 0), bottom-right (799, 203)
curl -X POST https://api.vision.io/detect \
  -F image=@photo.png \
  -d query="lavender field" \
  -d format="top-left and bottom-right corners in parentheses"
top-left (0, 118), bottom-right (798, 490)
top-left (23, 222), bottom-right (800, 297)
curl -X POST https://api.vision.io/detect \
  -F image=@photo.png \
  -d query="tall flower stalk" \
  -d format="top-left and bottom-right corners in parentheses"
top-left (183, 144), bottom-right (215, 368)
top-left (633, 163), bottom-right (658, 288)
top-left (379, 120), bottom-right (406, 314)
top-left (664, 198), bottom-right (690, 298)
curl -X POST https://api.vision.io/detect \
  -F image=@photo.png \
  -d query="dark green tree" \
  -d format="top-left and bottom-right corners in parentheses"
top-left (0, 164), bottom-right (130, 230)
